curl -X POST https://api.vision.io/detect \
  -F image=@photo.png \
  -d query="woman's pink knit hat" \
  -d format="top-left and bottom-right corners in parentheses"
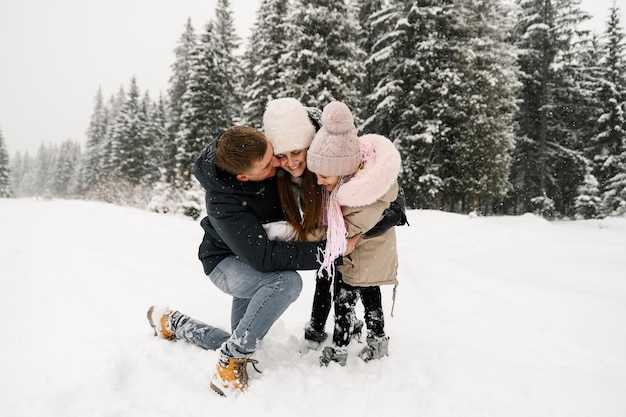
top-left (307, 101), bottom-right (362, 176)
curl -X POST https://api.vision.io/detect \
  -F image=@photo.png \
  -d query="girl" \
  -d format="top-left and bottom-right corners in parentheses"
top-left (306, 101), bottom-right (401, 366)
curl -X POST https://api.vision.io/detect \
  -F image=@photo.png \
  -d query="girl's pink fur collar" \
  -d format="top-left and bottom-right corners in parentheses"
top-left (336, 134), bottom-right (401, 207)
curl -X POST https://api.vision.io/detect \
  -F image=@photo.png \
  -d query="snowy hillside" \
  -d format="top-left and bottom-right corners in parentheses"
top-left (1, 198), bottom-right (625, 417)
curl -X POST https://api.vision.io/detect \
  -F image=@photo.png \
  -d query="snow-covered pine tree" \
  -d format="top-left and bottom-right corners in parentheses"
top-left (359, 0), bottom-right (407, 137)
top-left (66, 142), bottom-right (83, 196)
top-left (571, 33), bottom-right (605, 153)
top-left (574, 164), bottom-right (602, 218)
top-left (355, 0), bottom-right (388, 133)
top-left (0, 128), bottom-right (11, 198)
top-left (51, 140), bottom-right (82, 198)
top-left (603, 3), bottom-right (626, 101)
top-left (166, 19), bottom-right (196, 185)
top-left (175, 1), bottom-right (240, 193)
top-left (282, 0), bottom-right (364, 111)
top-left (568, 32), bottom-right (610, 218)
top-left (540, 0), bottom-right (592, 216)
top-left (9, 151), bottom-right (31, 197)
top-left (110, 77), bottom-right (149, 185)
top-left (140, 92), bottom-right (168, 185)
top-left (594, 97), bottom-right (626, 200)
top-left (99, 87), bottom-right (126, 182)
top-left (592, 4), bottom-right (626, 214)
top-left (8, 151), bottom-right (21, 197)
top-left (240, 0), bottom-right (292, 127)
top-left (82, 88), bottom-right (109, 192)
top-left (509, 0), bottom-right (559, 215)
top-left (214, 0), bottom-right (242, 123)
top-left (361, 0), bottom-right (450, 208)
top-left (508, 0), bottom-right (590, 217)
top-left (175, 19), bottom-right (232, 189)
top-left (364, 0), bottom-right (517, 212)
top-left (603, 140), bottom-right (626, 215)
top-left (443, 0), bottom-right (520, 213)
top-left (18, 152), bottom-right (36, 197)
top-left (147, 95), bottom-right (181, 215)
top-left (33, 143), bottom-right (55, 197)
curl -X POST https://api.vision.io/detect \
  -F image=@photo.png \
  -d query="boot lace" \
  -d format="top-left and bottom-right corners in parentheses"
top-left (233, 358), bottom-right (262, 380)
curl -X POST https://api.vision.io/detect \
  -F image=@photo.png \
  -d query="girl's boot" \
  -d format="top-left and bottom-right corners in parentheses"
top-left (358, 335), bottom-right (389, 362)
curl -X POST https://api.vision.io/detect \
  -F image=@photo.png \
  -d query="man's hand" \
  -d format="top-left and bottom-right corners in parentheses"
top-left (345, 233), bottom-right (361, 255)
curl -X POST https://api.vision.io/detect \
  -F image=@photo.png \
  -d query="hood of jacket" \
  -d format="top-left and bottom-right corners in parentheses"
top-left (336, 134), bottom-right (401, 208)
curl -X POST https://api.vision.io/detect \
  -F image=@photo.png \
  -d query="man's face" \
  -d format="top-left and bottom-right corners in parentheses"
top-left (239, 141), bottom-right (281, 181)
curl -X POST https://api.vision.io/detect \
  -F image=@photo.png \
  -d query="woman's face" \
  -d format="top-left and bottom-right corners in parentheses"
top-left (276, 149), bottom-right (308, 178)
top-left (315, 174), bottom-right (340, 192)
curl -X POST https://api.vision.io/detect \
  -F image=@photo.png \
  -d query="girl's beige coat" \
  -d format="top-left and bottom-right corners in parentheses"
top-left (337, 134), bottom-right (401, 287)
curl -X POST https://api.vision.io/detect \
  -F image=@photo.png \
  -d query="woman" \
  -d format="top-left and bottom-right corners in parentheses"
top-left (263, 97), bottom-right (338, 348)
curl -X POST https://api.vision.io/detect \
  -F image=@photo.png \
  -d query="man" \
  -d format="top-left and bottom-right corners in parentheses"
top-left (148, 126), bottom-right (354, 397)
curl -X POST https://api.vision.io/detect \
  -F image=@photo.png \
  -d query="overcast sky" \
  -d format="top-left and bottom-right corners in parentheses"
top-left (0, 0), bottom-right (623, 156)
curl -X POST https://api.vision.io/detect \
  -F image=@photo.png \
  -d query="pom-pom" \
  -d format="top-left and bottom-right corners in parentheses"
top-left (321, 101), bottom-right (356, 134)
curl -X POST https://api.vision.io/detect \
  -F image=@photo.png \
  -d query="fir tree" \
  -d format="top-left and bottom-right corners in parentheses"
top-left (166, 19), bottom-right (197, 185)
top-left (574, 164), bottom-right (602, 218)
top-left (355, 0), bottom-right (387, 131)
top-left (83, 88), bottom-right (109, 191)
top-left (359, 0), bottom-right (403, 136)
top-left (214, 0), bottom-right (242, 123)
top-left (603, 142), bottom-right (626, 215)
top-left (510, 0), bottom-right (558, 215)
top-left (52, 140), bottom-right (82, 197)
top-left (0, 128), bottom-right (11, 198)
top-left (594, 97), bottom-right (626, 192)
top-left (444, 0), bottom-right (520, 213)
top-left (603, 3), bottom-right (626, 99)
top-left (110, 77), bottom-right (149, 184)
top-left (174, 0), bottom-right (240, 190)
top-left (362, 0), bottom-right (518, 212)
top-left (362, 0), bottom-right (455, 208)
top-left (176, 20), bottom-right (231, 188)
top-left (572, 33), bottom-right (606, 151)
top-left (17, 152), bottom-right (36, 197)
top-left (34, 143), bottom-right (55, 196)
top-left (282, 0), bottom-right (364, 110)
top-left (240, 0), bottom-right (292, 127)
top-left (599, 99), bottom-right (626, 214)
top-left (9, 151), bottom-right (33, 197)
top-left (544, 2), bottom-right (593, 217)
top-left (9, 151), bottom-right (22, 197)
top-left (592, 4), bottom-right (626, 214)
top-left (141, 92), bottom-right (168, 184)
top-left (509, 0), bottom-right (591, 217)
top-left (101, 87), bottom-right (126, 179)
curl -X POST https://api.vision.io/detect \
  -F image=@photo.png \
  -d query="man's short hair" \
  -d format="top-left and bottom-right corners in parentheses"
top-left (213, 126), bottom-right (268, 175)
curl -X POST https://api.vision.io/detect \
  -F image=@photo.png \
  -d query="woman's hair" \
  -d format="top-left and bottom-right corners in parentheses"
top-left (213, 126), bottom-right (267, 175)
top-left (276, 168), bottom-right (324, 242)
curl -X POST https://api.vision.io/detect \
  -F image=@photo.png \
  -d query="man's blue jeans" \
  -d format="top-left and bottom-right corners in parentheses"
top-left (171, 256), bottom-right (303, 357)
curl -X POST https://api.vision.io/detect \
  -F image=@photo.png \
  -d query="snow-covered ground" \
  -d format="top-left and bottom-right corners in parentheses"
top-left (1, 198), bottom-right (625, 417)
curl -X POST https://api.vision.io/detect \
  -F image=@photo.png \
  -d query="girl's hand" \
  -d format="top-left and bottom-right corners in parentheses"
top-left (345, 233), bottom-right (361, 255)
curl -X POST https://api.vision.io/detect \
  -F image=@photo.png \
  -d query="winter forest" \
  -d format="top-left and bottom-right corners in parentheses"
top-left (1, 0), bottom-right (625, 220)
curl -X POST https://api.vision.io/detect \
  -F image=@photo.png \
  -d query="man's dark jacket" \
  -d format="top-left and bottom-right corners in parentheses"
top-left (193, 138), bottom-right (324, 275)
